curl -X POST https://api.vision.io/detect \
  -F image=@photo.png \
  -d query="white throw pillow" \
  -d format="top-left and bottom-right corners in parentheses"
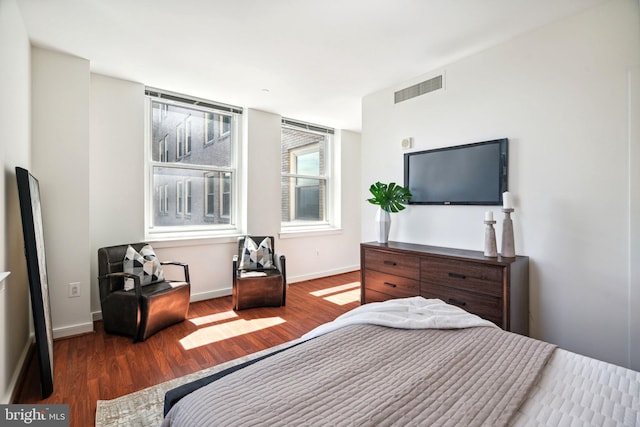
top-left (123, 245), bottom-right (165, 291)
top-left (239, 237), bottom-right (274, 270)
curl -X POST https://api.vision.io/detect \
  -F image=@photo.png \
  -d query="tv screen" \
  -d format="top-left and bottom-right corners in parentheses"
top-left (404, 138), bottom-right (508, 205)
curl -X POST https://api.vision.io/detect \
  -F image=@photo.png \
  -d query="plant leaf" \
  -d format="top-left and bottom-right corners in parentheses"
top-left (367, 181), bottom-right (412, 213)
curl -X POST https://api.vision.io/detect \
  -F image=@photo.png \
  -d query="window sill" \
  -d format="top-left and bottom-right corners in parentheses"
top-left (145, 232), bottom-right (241, 248)
top-left (279, 227), bottom-right (343, 239)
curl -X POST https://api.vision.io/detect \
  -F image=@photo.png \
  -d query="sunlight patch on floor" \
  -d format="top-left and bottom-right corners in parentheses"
top-left (180, 317), bottom-right (286, 350)
top-left (310, 282), bottom-right (360, 296)
top-left (309, 281), bottom-right (361, 305)
top-left (188, 310), bottom-right (238, 326)
top-left (323, 289), bottom-right (361, 305)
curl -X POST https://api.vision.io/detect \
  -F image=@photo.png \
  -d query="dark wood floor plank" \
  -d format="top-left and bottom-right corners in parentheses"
top-left (14, 271), bottom-right (360, 427)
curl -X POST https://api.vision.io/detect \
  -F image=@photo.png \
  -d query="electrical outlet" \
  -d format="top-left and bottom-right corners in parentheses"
top-left (68, 282), bottom-right (80, 298)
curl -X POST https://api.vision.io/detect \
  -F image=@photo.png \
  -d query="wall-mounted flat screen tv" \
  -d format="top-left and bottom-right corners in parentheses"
top-left (404, 138), bottom-right (508, 205)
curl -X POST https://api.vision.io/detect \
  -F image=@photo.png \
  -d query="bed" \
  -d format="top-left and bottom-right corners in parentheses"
top-left (162, 297), bottom-right (640, 426)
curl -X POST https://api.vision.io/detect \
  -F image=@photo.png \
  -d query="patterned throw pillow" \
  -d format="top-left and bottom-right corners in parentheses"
top-left (123, 245), bottom-right (165, 291)
top-left (239, 237), bottom-right (274, 270)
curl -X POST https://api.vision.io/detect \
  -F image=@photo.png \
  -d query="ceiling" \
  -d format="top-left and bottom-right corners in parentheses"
top-left (16, 0), bottom-right (607, 132)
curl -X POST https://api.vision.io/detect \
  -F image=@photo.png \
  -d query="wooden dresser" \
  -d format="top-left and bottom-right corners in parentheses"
top-left (360, 241), bottom-right (529, 335)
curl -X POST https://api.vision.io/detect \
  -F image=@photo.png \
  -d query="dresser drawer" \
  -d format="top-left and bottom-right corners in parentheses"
top-left (364, 270), bottom-right (419, 299)
top-left (364, 249), bottom-right (419, 280)
top-left (421, 282), bottom-right (503, 327)
top-left (363, 288), bottom-right (396, 304)
top-left (421, 257), bottom-right (503, 298)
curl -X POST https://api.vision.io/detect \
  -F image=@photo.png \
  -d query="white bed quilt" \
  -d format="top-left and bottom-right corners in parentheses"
top-left (301, 296), bottom-right (497, 340)
top-left (513, 348), bottom-right (640, 426)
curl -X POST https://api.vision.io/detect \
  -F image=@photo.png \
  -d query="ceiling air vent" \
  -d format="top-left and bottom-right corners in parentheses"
top-left (394, 75), bottom-right (443, 104)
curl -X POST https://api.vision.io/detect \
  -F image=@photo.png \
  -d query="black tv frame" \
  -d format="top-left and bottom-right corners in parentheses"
top-left (404, 138), bottom-right (508, 206)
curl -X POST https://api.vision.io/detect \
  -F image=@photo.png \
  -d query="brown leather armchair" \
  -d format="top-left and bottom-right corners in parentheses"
top-left (98, 243), bottom-right (191, 342)
top-left (232, 236), bottom-right (286, 310)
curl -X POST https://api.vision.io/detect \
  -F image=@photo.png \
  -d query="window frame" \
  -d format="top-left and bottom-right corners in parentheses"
top-left (288, 143), bottom-right (322, 221)
top-left (145, 88), bottom-right (243, 239)
top-left (280, 119), bottom-right (335, 232)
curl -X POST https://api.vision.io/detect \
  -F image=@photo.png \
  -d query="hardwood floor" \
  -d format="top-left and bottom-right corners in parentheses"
top-left (14, 271), bottom-right (361, 427)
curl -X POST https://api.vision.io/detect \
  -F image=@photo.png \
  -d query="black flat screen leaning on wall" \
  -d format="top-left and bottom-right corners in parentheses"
top-left (16, 166), bottom-right (54, 398)
top-left (404, 138), bottom-right (508, 205)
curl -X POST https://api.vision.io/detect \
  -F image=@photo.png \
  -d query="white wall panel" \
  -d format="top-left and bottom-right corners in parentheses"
top-left (32, 47), bottom-right (93, 337)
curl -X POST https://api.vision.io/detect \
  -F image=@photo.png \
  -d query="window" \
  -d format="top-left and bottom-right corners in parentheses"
top-left (157, 184), bottom-right (168, 215)
top-left (185, 179), bottom-right (192, 216)
top-left (159, 135), bottom-right (169, 162)
top-left (281, 119), bottom-right (333, 229)
top-left (204, 172), bottom-right (231, 218)
top-left (176, 122), bottom-right (184, 159)
top-left (205, 113), bottom-right (231, 144)
top-left (176, 181), bottom-right (184, 216)
top-left (185, 117), bottom-right (192, 155)
top-left (220, 172), bottom-right (231, 218)
top-left (146, 88), bottom-right (242, 237)
top-left (205, 173), bottom-right (215, 217)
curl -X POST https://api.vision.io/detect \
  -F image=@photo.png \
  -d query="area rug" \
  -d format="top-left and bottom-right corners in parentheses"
top-left (95, 341), bottom-right (296, 427)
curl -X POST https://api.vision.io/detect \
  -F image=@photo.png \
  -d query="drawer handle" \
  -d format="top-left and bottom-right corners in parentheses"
top-left (383, 260), bottom-right (397, 266)
top-left (383, 282), bottom-right (397, 288)
top-left (448, 298), bottom-right (467, 307)
top-left (448, 272), bottom-right (466, 279)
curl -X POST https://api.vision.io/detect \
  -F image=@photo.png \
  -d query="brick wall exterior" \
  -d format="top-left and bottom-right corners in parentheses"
top-left (150, 101), bottom-right (233, 228)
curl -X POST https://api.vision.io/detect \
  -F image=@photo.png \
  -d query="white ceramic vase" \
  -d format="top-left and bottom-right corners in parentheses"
top-left (375, 207), bottom-right (391, 243)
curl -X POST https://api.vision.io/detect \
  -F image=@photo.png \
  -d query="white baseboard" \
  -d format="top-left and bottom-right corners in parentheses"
top-left (53, 321), bottom-right (94, 339)
top-left (90, 267), bottom-right (360, 321)
top-left (187, 266), bottom-right (361, 300)
top-left (190, 288), bottom-right (231, 302)
top-left (287, 265), bottom-right (360, 284)
top-left (1, 335), bottom-right (33, 404)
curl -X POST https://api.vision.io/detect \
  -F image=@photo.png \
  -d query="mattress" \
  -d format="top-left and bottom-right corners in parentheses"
top-left (512, 348), bottom-right (640, 426)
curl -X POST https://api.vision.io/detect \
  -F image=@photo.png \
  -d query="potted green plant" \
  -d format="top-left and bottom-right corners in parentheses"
top-left (367, 181), bottom-right (412, 243)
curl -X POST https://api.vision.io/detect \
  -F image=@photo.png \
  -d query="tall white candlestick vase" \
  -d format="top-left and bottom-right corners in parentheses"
top-left (501, 208), bottom-right (515, 258)
top-left (376, 208), bottom-right (391, 244)
top-left (484, 220), bottom-right (497, 257)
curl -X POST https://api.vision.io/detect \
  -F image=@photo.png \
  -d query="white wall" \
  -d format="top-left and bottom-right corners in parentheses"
top-left (362, 0), bottom-right (640, 368)
top-left (0, 0), bottom-right (33, 403)
top-left (89, 74), bottom-right (145, 314)
top-left (31, 47), bottom-right (93, 337)
top-left (245, 109), bottom-right (281, 234)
